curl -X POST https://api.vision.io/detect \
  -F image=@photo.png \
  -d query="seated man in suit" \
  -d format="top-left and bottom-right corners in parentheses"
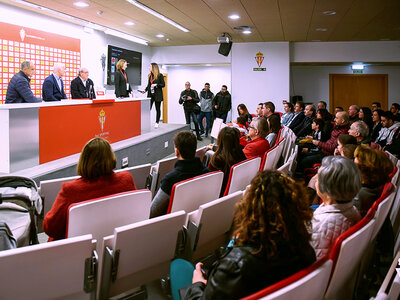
top-left (70, 67), bottom-right (96, 99)
top-left (42, 63), bottom-right (67, 101)
top-left (150, 131), bottom-right (209, 218)
top-left (288, 101), bottom-right (305, 130)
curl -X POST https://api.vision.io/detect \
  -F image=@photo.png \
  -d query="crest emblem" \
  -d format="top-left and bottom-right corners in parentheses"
top-left (255, 51), bottom-right (264, 67)
top-left (99, 109), bottom-right (106, 131)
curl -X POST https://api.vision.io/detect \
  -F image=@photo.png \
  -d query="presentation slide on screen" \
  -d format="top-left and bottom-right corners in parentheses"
top-left (0, 21), bottom-right (81, 103)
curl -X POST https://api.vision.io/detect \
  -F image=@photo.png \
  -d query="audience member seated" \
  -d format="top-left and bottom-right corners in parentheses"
top-left (298, 118), bottom-right (327, 155)
top-left (317, 108), bottom-right (334, 137)
top-left (208, 127), bottom-right (246, 196)
top-left (376, 111), bottom-right (400, 152)
top-left (229, 115), bottom-right (248, 136)
top-left (371, 109), bottom-right (384, 142)
top-left (334, 134), bottom-right (357, 159)
top-left (359, 107), bottom-right (374, 133)
top-left (348, 120), bottom-right (370, 145)
top-left (292, 104), bottom-right (316, 137)
top-left (255, 102), bottom-right (263, 117)
top-left (179, 170), bottom-right (316, 299)
top-left (288, 101), bottom-right (305, 130)
top-left (317, 100), bottom-right (328, 110)
top-left (372, 102), bottom-right (381, 111)
top-left (353, 145), bottom-right (393, 217)
top-left (43, 138), bottom-right (136, 241)
top-left (335, 106), bottom-right (344, 113)
top-left (348, 104), bottom-right (360, 124)
top-left (281, 102), bottom-right (294, 126)
top-left (390, 103), bottom-right (400, 122)
top-left (240, 117), bottom-right (270, 159)
top-left (297, 111), bottom-right (350, 171)
top-left (237, 103), bottom-right (253, 124)
top-left (150, 131), bottom-right (209, 218)
top-left (266, 114), bottom-right (281, 147)
top-left (311, 156), bottom-right (361, 259)
top-left (262, 101), bottom-right (279, 120)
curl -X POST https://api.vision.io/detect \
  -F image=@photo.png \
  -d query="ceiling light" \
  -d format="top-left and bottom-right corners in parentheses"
top-left (205, 64), bottom-right (212, 66)
top-left (323, 11), bottom-right (336, 15)
top-left (351, 64), bottom-right (364, 70)
top-left (104, 29), bottom-right (148, 45)
top-left (228, 14), bottom-right (240, 20)
top-left (124, 21), bottom-right (135, 26)
top-left (166, 38), bottom-right (170, 41)
top-left (242, 30), bottom-right (251, 34)
top-left (73, 1), bottom-right (89, 7)
top-left (125, 0), bottom-right (190, 32)
top-left (156, 34), bottom-right (165, 38)
top-left (83, 26), bottom-right (94, 34)
top-left (316, 28), bottom-right (328, 32)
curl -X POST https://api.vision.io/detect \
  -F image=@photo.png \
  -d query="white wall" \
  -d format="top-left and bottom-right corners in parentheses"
top-left (163, 65), bottom-right (231, 124)
top-left (290, 65), bottom-right (400, 108)
top-left (291, 41), bottom-right (400, 63)
top-left (0, 3), bottom-right (152, 94)
top-left (231, 42), bottom-right (290, 117)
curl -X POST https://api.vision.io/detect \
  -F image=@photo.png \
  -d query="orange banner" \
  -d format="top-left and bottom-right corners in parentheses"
top-left (39, 101), bottom-right (141, 163)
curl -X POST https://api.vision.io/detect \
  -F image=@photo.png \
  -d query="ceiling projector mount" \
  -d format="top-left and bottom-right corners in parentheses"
top-left (217, 33), bottom-right (232, 43)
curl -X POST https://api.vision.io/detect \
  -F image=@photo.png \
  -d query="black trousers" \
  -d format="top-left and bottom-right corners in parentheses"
top-left (150, 97), bottom-right (161, 123)
top-left (184, 108), bottom-right (201, 137)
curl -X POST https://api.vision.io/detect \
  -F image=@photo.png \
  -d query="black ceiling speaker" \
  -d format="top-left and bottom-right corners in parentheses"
top-left (218, 42), bottom-right (232, 56)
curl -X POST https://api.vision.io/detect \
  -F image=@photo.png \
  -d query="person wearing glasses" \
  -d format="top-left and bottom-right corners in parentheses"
top-left (70, 67), bottom-right (96, 99)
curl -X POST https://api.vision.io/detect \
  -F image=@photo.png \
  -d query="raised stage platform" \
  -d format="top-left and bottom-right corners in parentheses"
top-left (9, 123), bottom-right (189, 185)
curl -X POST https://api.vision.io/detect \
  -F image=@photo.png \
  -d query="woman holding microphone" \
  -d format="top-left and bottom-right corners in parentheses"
top-left (141, 63), bottom-right (165, 128)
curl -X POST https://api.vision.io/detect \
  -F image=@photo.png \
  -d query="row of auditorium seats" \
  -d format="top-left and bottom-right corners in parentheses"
top-left (3, 125), bottom-right (400, 299)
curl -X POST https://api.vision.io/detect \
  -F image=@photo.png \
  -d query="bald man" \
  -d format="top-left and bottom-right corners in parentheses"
top-left (70, 67), bottom-right (96, 99)
top-left (42, 63), bottom-right (67, 101)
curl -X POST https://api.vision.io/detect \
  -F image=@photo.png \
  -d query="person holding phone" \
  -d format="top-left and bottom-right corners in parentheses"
top-left (114, 59), bottom-right (131, 98)
top-left (140, 63), bottom-right (165, 128)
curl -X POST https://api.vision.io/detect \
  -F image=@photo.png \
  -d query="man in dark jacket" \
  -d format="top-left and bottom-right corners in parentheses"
top-left (5, 61), bottom-right (41, 103)
top-left (213, 85), bottom-right (231, 123)
top-left (293, 104), bottom-right (316, 137)
top-left (150, 131), bottom-right (209, 218)
top-left (70, 67), bottom-right (96, 99)
top-left (179, 82), bottom-right (202, 141)
top-left (288, 101), bottom-right (305, 130)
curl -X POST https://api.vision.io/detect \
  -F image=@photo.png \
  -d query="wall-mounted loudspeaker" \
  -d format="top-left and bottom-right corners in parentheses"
top-left (218, 42), bottom-right (232, 56)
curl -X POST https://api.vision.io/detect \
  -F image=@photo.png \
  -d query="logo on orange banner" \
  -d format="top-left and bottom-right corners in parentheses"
top-left (19, 29), bottom-right (26, 42)
top-left (254, 51), bottom-right (266, 71)
top-left (99, 109), bottom-right (106, 131)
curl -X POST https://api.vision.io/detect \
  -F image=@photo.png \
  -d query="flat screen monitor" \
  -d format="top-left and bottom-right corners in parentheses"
top-left (107, 45), bottom-right (142, 86)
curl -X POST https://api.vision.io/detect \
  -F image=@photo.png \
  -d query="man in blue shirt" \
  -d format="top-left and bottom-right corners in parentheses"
top-left (5, 61), bottom-right (42, 103)
top-left (42, 63), bottom-right (67, 101)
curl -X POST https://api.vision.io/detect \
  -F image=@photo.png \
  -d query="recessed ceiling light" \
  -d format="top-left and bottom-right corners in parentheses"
top-left (243, 30), bottom-right (252, 34)
top-left (205, 64), bottom-right (212, 66)
top-left (124, 21), bottom-right (135, 26)
top-left (323, 11), bottom-right (336, 15)
top-left (316, 28), bottom-right (328, 32)
top-left (166, 38), bottom-right (170, 41)
top-left (156, 34), bottom-right (165, 38)
top-left (73, 1), bottom-right (89, 7)
top-left (229, 14), bottom-right (240, 20)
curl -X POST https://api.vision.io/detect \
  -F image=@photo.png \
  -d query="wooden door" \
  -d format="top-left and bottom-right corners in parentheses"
top-left (162, 74), bottom-right (168, 123)
top-left (329, 74), bottom-right (388, 112)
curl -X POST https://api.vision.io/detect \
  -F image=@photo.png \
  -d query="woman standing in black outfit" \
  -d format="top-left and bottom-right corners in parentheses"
top-left (141, 63), bottom-right (165, 128)
top-left (114, 59), bottom-right (132, 98)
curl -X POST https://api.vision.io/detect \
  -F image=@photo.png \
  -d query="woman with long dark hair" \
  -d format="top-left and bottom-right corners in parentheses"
top-left (359, 107), bottom-right (374, 133)
top-left (208, 127), bottom-right (246, 196)
top-left (237, 103), bottom-right (252, 123)
top-left (141, 63), bottom-right (165, 128)
top-left (171, 170), bottom-right (316, 299)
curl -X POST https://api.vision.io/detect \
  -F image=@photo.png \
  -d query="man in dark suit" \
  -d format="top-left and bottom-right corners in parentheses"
top-left (288, 101), bottom-right (305, 130)
top-left (42, 63), bottom-right (67, 101)
top-left (70, 67), bottom-right (96, 99)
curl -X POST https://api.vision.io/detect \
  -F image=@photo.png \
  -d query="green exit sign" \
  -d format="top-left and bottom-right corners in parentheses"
top-left (353, 69), bottom-right (363, 74)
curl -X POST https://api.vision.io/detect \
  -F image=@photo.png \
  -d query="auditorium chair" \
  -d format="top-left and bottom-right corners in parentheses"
top-left (223, 157), bottom-right (262, 196)
top-left (260, 138), bottom-right (284, 171)
top-left (167, 171), bottom-right (224, 214)
top-left (0, 234), bottom-right (97, 300)
top-left (185, 191), bottom-right (243, 260)
top-left (98, 211), bottom-right (186, 300)
top-left (371, 250), bottom-right (400, 300)
top-left (242, 256), bottom-right (332, 300)
top-left (150, 156), bottom-right (178, 195)
top-left (195, 146), bottom-right (207, 163)
top-left (115, 163), bottom-right (151, 189)
top-left (66, 190), bottom-right (152, 254)
top-left (385, 150), bottom-right (398, 166)
top-left (324, 210), bottom-right (376, 300)
top-left (277, 159), bottom-right (291, 175)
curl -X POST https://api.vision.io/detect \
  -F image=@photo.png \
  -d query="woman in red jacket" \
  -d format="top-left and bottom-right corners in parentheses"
top-left (43, 138), bottom-right (136, 241)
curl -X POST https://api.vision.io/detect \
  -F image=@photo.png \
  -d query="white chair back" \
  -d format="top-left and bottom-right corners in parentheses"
top-left (374, 250), bottom-right (400, 300)
top-left (195, 146), bottom-right (207, 163)
top-left (168, 172), bottom-right (224, 214)
top-left (371, 191), bottom-right (396, 241)
top-left (115, 163), bottom-right (151, 189)
top-left (224, 157), bottom-right (261, 195)
top-left (151, 156), bottom-right (178, 194)
top-left (98, 211), bottom-right (186, 300)
top-left (262, 144), bottom-right (280, 171)
top-left (0, 234), bottom-right (96, 300)
top-left (67, 190), bottom-right (151, 245)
